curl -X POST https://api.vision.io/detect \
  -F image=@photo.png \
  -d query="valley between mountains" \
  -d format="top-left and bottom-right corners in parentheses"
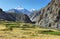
top-left (0, 0), bottom-right (60, 39)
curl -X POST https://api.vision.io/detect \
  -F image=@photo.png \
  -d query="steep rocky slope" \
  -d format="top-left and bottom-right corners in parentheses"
top-left (0, 8), bottom-right (32, 23)
top-left (34, 0), bottom-right (60, 29)
top-left (0, 8), bottom-right (16, 21)
top-left (30, 10), bottom-right (39, 22)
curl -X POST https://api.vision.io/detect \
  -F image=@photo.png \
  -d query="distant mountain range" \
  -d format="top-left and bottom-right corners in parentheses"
top-left (6, 7), bottom-right (36, 16)
top-left (0, 8), bottom-right (32, 23)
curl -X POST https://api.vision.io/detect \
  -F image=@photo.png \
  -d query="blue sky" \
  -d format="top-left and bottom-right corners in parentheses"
top-left (0, 0), bottom-right (51, 11)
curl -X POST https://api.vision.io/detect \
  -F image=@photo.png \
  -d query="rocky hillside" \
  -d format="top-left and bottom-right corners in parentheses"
top-left (0, 8), bottom-right (32, 23)
top-left (0, 8), bottom-right (16, 21)
top-left (32, 0), bottom-right (60, 29)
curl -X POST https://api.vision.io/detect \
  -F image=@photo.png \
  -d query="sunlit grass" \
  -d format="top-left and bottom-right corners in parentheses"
top-left (0, 22), bottom-right (60, 39)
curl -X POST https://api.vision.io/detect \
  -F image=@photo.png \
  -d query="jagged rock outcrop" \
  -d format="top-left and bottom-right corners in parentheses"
top-left (0, 8), bottom-right (32, 23)
top-left (35, 0), bottom-right (60, 29)
top-left (30, 11), bottom-right (39, 22)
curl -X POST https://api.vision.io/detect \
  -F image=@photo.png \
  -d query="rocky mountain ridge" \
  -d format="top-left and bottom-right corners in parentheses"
top-left (7, 7), bottom-right (31, 16)
top-left (0, 8), bottom-right (32, 23)
top-left (36, 0), bottom-right (60, 29)
top-left (30, 0), bottom-right (60, 29)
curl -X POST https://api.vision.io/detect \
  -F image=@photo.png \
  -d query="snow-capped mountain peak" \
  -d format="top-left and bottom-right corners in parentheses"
top-left (15, 7), bottom-right (24, 10)
top-left (7, 7), bottom-right (31, 16)
top-left (30, 9), bottom-right (36, 12)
